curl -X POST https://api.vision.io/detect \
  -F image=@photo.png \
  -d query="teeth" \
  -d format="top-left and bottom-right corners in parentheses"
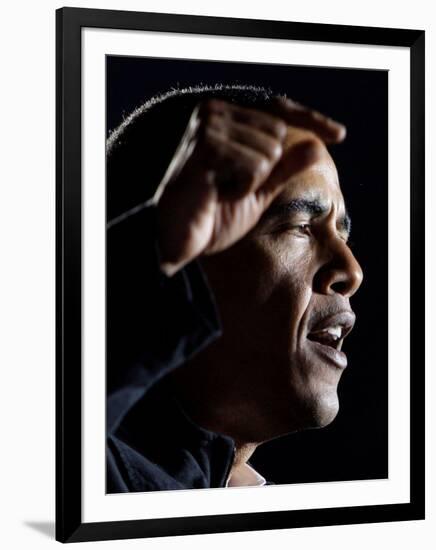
top-left (312, 326), bottom-right (343, 341)
top-left (325, 326), bottom-right (342, 340)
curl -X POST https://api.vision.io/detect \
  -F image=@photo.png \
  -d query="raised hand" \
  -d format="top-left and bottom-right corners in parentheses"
top-left (154, 97), bottom-right (345, 276)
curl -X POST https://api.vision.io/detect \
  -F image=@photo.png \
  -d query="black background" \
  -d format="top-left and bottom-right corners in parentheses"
top-left (107, 55), bottom-right (388, 485)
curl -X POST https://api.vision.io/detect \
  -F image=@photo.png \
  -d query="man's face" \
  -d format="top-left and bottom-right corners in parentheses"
top-left (189, 125), bottom-right (362, 440)
top-left (176, 127), bottom-right (364, 443)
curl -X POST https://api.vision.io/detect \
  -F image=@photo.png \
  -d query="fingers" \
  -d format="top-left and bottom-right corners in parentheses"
top-left (207, 113), bottom-right (283, 162)
top-left (267, 97), bottom-right (346, 143)
top-left (175, 97), bottom-right (345, 202)
top-left (184, 99), bottom-right (288, 200)
top-left (196, 126), bottom-right (273, 200)
top-left (257, 139), bottom-right (323, 205)
top-left (198, 97), bottom-right (346, 144)
top-left (198, 99), bottom-right (288, 140)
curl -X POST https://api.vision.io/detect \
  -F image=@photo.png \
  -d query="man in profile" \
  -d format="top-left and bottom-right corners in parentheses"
top-left (106, 85), bottom-right (363, 491)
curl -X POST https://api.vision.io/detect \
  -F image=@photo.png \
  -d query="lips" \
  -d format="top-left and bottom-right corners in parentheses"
top-left (306, 311), bottom-right (356, 369)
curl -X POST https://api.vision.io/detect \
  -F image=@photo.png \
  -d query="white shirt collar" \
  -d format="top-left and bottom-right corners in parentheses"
top-left (226, 462), bottom-right (267, 487)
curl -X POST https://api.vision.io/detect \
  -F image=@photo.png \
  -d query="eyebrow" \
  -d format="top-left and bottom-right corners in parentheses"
top-left (263, 198), bottom-right (352, 237)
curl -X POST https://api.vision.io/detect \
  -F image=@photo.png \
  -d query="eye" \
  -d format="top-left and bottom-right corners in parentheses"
top-left (294, 223), bottom-right (312, 235)
top-left (269, 221), bottom-right (312, 237)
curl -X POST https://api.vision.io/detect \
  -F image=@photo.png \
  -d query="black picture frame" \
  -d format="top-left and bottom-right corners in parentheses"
top-left (56, 6), bottom-right (425, 543)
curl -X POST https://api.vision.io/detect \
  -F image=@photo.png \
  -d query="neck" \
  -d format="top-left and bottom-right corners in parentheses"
top-left (161, 374), bottom-right (265, 485)
top-left (227, 441), bottom-right (266, 487)
top-left (233, 441), bottom-right (257, 469)
top-left (163, 363), bottom-right (269, 445)
top-left (230, 442), bottom-right (257, 478)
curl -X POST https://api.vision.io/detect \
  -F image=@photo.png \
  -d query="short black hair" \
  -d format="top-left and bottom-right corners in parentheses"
top-left (106, 84), bottom-right (284, 221)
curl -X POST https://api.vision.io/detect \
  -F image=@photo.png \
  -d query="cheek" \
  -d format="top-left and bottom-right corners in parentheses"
top-left (201, 236), bottom-right (315, 336)
top-left (255, 236), bottom-right (314, 305)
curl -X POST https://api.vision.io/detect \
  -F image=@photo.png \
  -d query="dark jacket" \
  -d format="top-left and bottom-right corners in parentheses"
top-left (106, 203), bottom-right (239, 492)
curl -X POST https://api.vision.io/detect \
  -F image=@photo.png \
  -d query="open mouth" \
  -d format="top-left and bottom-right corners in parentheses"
top-left (307, 326), bottom-right (347, 351)
top-left (306, 311), bottom-right (356, 354)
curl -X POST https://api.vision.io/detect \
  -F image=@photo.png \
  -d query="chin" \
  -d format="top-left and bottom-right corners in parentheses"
top-left (269, 387), bottom-right (340, 439)
top-left (304, 391), bottom-right (340, 429)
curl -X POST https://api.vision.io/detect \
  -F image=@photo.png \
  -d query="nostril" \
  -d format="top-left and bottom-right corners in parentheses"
top-left (313, 263), bottom-right (361, 298)
top-left (331, 280), bottom-right (349, 295)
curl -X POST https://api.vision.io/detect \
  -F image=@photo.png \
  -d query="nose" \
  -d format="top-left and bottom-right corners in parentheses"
top-left (314, 238), bottom-right (363, 299)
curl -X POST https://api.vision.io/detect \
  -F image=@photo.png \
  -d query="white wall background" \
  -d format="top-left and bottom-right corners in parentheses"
top-left (0, 1), bottom-right (433, 548)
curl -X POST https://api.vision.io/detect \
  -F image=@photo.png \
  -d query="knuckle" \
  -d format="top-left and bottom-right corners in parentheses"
top-left (206, 112), bottom-right (225, 130)
top-left (298, 137), bottom-right (324, 161)
top-left (201, 126), bottom-right (218, 147)
top-left (271, 119), bottom-right (287, 139)
top-left (268, 140), bottom-right (283, 160)
top-left (309, 135), bottom-right (324, 150)
top-left (308, 109), bottom-right (321, 120)
top-left (194, 126), bottom-right (215, 155)
top-left (252, 156), bottom-right (270, 180)
top-left (306, 108), bottom-right (326, 124)
top-left (200, 98), bottom-right (226, 116)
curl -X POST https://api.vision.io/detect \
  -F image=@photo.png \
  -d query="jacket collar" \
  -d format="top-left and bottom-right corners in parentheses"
top-left (116, 377), bottom-right (236, 490)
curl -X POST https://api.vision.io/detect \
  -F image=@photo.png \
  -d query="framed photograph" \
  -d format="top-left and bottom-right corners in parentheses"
top-left (56, 7), bottom-right (425, 543)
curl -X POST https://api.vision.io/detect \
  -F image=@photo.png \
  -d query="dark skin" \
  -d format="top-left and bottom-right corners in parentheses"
top-left (156, 97), bottom-right (346, 274)
top-left (154, 97), bottom-right (363, 483)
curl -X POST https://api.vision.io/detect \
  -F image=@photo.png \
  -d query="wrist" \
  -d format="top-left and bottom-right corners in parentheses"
top-left (155, 203), bottom-right (189, 278)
